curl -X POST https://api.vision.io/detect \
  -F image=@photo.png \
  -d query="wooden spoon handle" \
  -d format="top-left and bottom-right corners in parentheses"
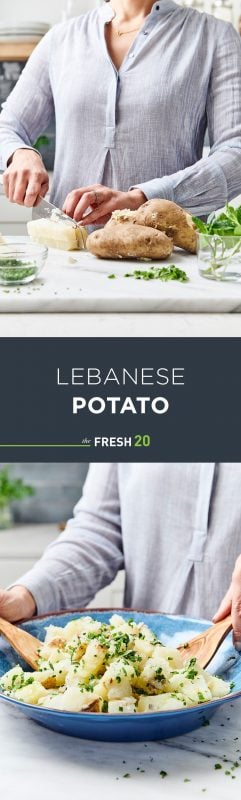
top-left (179, 614), bottom-right (232, 669)
top-left (0, 616), bottom-right (40, 670)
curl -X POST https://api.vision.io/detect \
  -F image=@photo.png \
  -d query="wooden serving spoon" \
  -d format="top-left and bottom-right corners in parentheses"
top-left (178, 614), bottom-right (232, 669)
top-left (0, 613), bottom-right (233, 673)
top-left (0, 616), bottom-right (40, 670)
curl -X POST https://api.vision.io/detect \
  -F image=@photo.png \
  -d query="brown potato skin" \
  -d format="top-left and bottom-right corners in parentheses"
top-left (86, 221), bottom-right (173, 260)
top-left (133, 199), bottom-right (197, 254)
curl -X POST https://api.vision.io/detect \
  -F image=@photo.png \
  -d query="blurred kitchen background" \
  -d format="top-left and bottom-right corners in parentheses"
top-left (0, 461), bottom-right (124, 607)
top-left (0, 0), bottom-right (241, 233)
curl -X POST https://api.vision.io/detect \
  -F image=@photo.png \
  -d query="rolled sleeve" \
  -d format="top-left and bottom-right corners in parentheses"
top-left (0, 29), bottom-right (55, 170)
top-left (12, 464), bottom-right (124, 615)
top-left (130, 176), bottom-right (175, 202)
top-left (132, 24), bottom-right (241, 215)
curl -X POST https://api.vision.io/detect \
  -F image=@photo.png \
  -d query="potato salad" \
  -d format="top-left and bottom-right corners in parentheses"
top-left (0, 615), bottom-right (230, 714)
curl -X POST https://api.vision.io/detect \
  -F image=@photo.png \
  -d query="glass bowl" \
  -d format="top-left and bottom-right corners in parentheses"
top-left (198, 233), bottom-right (241, 282)
top-left (0, 242), bottom-right (48, 285)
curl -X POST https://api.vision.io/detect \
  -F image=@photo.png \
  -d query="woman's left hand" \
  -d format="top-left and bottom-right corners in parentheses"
top-left (213, 554), bottom-right (241, 650)
top-left (62, 184), bottom-right (146, 225)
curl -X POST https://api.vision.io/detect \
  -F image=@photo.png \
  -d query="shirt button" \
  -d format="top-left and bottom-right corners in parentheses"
top-left (129, 53), bottom-right (135, 58)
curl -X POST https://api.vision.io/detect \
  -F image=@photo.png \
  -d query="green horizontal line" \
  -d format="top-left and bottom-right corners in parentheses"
top-left (0, 444), bottom-right (92, 448)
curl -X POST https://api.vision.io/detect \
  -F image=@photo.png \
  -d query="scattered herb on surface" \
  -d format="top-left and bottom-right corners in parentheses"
top-left (123, 264), bottom-right (188, 282)
top-left (123, 773), bottom-right (130, 778)
top-left (214, 764), bottom-right (222, 770)
top-left (108, 273), bottom-right (116, 279)
top-left (160, 771), bottom-right (168, 778)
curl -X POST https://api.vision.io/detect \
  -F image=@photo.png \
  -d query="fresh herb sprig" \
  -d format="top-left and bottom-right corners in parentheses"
top-left (193, 205), bottom-right (241, 278)
top-left (193, 204), bottom-right (241, 236)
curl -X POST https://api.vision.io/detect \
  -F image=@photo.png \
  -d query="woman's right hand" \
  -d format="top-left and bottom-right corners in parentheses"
top-left (0, 586), bottom-right (36, 622)
top-left (3, 149), bottom-right (49, 207)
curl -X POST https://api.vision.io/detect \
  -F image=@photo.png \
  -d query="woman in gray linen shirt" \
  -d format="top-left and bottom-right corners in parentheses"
top-left (1, 463), bottom-right (241, 649)
top-left (0, 0), bottom-right (241, 223)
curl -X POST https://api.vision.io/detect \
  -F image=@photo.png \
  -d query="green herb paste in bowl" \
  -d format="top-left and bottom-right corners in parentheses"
top-left (0, 243), bottom-right (48, 285)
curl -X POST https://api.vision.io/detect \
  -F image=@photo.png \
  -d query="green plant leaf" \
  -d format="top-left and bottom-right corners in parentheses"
top-left (0, 467), bottom-right (35, 505)
top-left (224, 204), bottom-right (238, 224)
top-left (192, 216), bottom-right (208, 233)
top-left (33, 135), bottom-right (50, 150)
top-left (207, 211), bottom-right (216, 226)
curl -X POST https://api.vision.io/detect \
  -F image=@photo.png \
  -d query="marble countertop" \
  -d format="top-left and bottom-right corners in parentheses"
top-left (1, 697), bottom-right (241, 799)
top-left (1, 242), bottom-right (241, 314)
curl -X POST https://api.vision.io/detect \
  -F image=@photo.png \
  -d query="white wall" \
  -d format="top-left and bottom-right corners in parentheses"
top-left (0, 0), bottom-right (240, 24)
top-left (0, 0), bottom-right (100, 25)
top-left (0, 0), bottom-right (239, 32)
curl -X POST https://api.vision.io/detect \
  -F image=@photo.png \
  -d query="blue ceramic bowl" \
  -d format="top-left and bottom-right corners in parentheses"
top-left (0, 609), bottom-right (240, 742)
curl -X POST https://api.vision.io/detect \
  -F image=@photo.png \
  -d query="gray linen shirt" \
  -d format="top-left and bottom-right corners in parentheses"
top-left (1, 2), bottom-right (241, 214)
top-left (17, 463), bottom-right (241, 620)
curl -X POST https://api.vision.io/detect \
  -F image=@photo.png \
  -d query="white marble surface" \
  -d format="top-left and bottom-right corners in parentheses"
top-left (1, 312), bottom-right (241, 338)
top-left (1, 243), bottom-right (241, 314)
top-left (0, 697), bottom-right (241, 799)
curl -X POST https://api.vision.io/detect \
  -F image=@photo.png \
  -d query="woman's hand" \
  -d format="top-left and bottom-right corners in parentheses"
top-left (0, 586), bottom-right (36, 622)
top-left (3, 149), bottom-right (49, 207)
top-left (213, 554), bottom-right (241, 650)
top-left (62, 184), bottom-right (146, 225)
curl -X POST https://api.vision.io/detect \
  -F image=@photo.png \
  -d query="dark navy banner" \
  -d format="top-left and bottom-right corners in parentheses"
top-left (0, 337), bottom-right (240, 461)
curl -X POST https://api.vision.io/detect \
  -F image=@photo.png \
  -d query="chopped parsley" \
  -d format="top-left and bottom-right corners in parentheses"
top-left (124, 264), bottom-right (188, 282)
top-left (0, 260), bottom-right (37, 283)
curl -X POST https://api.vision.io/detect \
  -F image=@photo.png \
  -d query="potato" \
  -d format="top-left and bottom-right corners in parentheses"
top-left (138, 655), bottom-right (171, 691)
top-left (132, 199), bottom-right (197, 254)
top-left (206, 675), bottom-right (230, 698)
top-left (168, 674), bottom-right (212, 703)
top-left (157, 646), bottom-right (184, 668)
top-left (38, 687), bottom-right (99, 712)
top-left (76, 641), bottom-right (107, 681)
top-left (64, 617), bottom-right (102, 640)
top-left (98, 660), bottom-right (135, 700)
top-left (86, 220), bottom-right (173, 260)
top-left (1, 614), bottom-right (230, 715)
top-left (138, 693), bottom-right (185, 712)
top-left (108, 697), bottom-right (137, 714)
top-left (44, 624), bottom-right (68, 644)
top-left (14, 681), bottom-right (47, 704)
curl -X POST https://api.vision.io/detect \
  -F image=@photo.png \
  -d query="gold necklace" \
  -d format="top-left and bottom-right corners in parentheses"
top-left (115, 25), bottom-right (141, 36)
top-left (112, 11), bottom-right (142, 37)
